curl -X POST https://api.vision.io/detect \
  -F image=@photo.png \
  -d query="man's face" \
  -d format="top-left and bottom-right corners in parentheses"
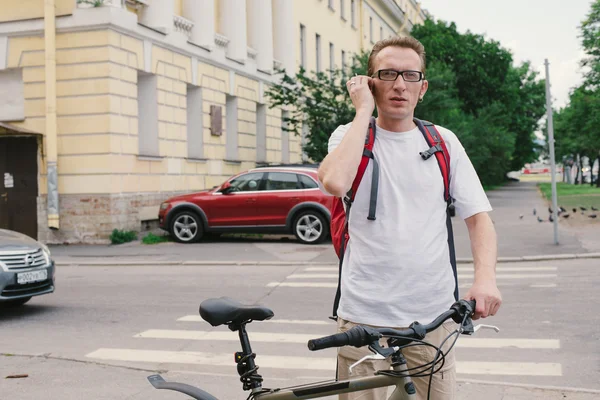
top-left (371, 46), bottom-right (428, 122)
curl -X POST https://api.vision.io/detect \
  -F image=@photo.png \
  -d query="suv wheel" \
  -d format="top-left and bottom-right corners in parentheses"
top-left (170, 211), bottom-right (203, 243)
top-left (293, 211), bottom-right (328, 244)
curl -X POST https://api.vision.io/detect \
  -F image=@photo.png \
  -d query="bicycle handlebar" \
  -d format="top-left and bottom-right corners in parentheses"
top-left (308, 299), bottom-right (476, 351)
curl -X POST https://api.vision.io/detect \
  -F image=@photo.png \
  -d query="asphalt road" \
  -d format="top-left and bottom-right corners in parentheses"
top-left (1, 258), bottom-right (599, 399)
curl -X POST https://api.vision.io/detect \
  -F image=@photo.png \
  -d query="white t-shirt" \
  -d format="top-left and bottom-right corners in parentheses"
top-left (326, 122), bottom-right (492, 328)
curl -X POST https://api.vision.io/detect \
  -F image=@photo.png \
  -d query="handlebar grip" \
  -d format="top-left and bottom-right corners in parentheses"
top-left (308, 332), bottom-right (351, 351)
top-left (308, 326), bottom-right (376, 351)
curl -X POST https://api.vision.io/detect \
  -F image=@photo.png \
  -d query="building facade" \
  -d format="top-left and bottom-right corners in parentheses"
top-left (0, 0), bottom-right (426, 244)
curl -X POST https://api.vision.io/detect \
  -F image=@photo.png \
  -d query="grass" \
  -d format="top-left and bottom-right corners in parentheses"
top-left (109, 229), bottom-right (138, 245)
top-left (538, 183), bottom-right (600, 210)
top-left (142, 233), bottom-right (172, 245)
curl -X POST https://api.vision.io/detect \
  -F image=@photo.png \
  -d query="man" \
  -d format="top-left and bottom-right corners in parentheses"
top-left (317, 36), bottom-right (502, 400)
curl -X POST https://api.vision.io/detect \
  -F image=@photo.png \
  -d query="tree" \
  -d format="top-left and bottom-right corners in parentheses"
top-left (581, 0), bottom-right (600, 87)
top-left (411, 19), bottom-right (546, 173)
top-left (265, 52), bottom-right (370, 162)
top-left (266, 19), bottom-right (546, 187)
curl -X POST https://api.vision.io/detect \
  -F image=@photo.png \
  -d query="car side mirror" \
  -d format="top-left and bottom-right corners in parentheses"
top-left (220, 182), bottom-right (234, 194)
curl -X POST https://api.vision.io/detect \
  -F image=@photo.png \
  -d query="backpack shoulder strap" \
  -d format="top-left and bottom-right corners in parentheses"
top-left (345, 116), bottom-right (379, 220)
top-left (414, 118), bottom-right (451, 204)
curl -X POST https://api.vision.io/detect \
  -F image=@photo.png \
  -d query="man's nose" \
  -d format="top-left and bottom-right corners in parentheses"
top-left (392, 76), bottom-right (407, 91)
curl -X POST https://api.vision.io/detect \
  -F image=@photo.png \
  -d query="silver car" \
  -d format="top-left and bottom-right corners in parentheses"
top-left (0, 229), bottom-right (55, 307)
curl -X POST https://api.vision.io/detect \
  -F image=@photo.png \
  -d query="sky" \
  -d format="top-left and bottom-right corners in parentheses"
top-left (421, 0), bottom-right (592, 110)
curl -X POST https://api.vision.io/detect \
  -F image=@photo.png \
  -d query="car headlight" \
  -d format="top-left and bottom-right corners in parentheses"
top-left (40, 243), bottom-right (51, 264)
top-left (160, 202), bottom-right (170, 210)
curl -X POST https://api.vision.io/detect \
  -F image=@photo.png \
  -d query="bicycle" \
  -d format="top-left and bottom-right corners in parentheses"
top-left (147, 297), bottom-right (499, 400)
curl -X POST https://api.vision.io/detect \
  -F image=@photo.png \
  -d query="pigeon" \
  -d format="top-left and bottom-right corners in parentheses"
top-left (562, 213), bottom-right (570, 219)
top-left (548, 207), bottom-right (553, 214)
top-left (573, 208), bottom-right (577, 213)
top-left (592, 206), bottom-right (598, 211)
top-left (560, 206), bottom-right (567, 213)
top-left (581, 206), bottom-right (588, 211)
top-left (590, 214), bottom-right (597, 219)
top-left (519, 214), bottom-right (524, 219)
top-left (533, 208), bottom-right (537, 216)
top-left (549, 215), bottom-right (554, 222)
top-left (537, 216), bottom-right (544, 222)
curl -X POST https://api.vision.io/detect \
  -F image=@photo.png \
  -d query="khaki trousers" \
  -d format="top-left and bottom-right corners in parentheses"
top-left (336, 318), bottom-right (457, 400)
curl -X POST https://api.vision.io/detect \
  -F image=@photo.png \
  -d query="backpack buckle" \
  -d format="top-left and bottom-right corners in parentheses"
top-left (420, 143), bottom-right (443, 160)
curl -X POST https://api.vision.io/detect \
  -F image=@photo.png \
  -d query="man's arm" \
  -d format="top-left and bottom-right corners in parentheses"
top-left (318, 111), bottom-right (371, 197)
top-left (318, 75), bottom-right (374, 197)
top-left (463, 211), bottom-right (502, 320)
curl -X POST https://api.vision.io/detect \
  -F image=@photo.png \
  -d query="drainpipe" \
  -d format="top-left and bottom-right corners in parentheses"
top-left (45, 0), bottom-right (59, 230)
top-left (359, 0), bottom-right (364, 51)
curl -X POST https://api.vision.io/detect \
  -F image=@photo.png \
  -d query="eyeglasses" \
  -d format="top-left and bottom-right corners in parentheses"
top-left (373, 69), bottom-right (424, 82)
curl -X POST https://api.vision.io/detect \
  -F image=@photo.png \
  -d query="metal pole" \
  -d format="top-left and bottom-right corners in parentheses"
top-left (544, 59), bottom-right (559, 245)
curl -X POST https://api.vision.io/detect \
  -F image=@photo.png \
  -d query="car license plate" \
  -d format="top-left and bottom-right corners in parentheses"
top-left (17, 270), bottom-right (47, 285)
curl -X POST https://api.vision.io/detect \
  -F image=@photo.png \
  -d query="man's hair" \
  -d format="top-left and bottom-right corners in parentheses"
top-left (367, 36), bottom-right (427, 77)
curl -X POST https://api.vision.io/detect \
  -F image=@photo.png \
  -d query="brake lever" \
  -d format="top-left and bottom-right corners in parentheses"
top-left (349, 353), bottom-right (386, 374)
top-left (474, 324), bottom-right (500, 333)
top-left (348, 342), bottom-right (398, 374)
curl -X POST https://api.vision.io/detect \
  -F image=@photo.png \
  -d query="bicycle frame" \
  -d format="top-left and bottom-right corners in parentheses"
top-left (251, 363), bottom-right (416, 400)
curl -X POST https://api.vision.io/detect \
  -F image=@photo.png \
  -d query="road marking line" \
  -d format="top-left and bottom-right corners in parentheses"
top-left (288, 274), bottom-right (338, 279)
top-left (457, 362), bottom-right (562, 376)
top-left (177, 316), bottom-right (331, 325)
top-left (288, 273), bottom-right (557, 280)
top-left (530, 284), bottom-right (558, 288)
top-left (304, 267), bottom-right (558, 272)
top-left (85, 349), bottom-right (562, 376)
top-left (267, 282), bottom-right (337, 288)
top-left (136, 330), bottom-right (560, 349)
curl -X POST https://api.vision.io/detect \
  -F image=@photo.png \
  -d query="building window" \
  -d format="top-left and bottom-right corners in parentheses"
top-left (329, 42), bottom-right (335, 77)
top-left (186, 85), bottom-right (203, 159)
top-left (300, 24), bottom-right (306, 68)
top-left (369, 17), bottom-right (374, 43)
top-left (316, 33), bottom-right (321, 73)
top-left (351, 0), bottom-right (356, 28)
top-left (137, 72), bottom-right (159, 157)
top-left (340, 0), bottom-right (346, 20)
top-left (256, 103), bottom-right (267, 163)
top-left (341, 50), bottom-right (346, 72)
top-left (225, 95), bottom-right (238, 160)
top-left (281, 110), bottom-right (290, 163)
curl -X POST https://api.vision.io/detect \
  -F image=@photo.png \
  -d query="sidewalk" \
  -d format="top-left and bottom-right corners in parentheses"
top-left (50, 181), bottom-right (600, 265)
top-left (1, 355), bottom-right (599, 400)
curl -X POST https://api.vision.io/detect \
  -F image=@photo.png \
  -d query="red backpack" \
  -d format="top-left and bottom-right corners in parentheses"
top-left (329, 117), bottom-right (458, 318)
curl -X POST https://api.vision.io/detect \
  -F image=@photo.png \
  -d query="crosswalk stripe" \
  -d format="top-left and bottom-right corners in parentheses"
top-left (304, 267), bottom-right (558, 272)
top-left (135, 329), bottom-right (560, 349)
top-left (177, 316), bottom-right (331, 325)
top-left (270, 281), bottom-right (556, 289)
top-left (457, 362), bottom-right (562, 376)
top-left (287, 273), bottom-right (557, 280)
top-left (267, 282), bottom-right (337, 288)
top-left (85, 348), bottom-right (562, 376)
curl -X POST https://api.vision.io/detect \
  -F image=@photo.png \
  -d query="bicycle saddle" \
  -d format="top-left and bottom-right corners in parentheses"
top-left (199, 297), bottom-right (274, 327)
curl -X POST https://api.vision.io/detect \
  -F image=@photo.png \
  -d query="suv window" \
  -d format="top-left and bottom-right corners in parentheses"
top-left (266, 172), bottom-right (299, 191)
top-left (228, 172), bottom-right (264, 192)
top-left (298, 174), bottom-right (318, 189)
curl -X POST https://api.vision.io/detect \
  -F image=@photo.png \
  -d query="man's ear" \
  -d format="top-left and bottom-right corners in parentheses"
top-left (420, 80), bottom-right (429, 98)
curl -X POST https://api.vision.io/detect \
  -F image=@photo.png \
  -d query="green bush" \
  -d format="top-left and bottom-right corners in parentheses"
top-left (142, 233), bottom-right (171, 245)
top-left (109, 229), bottom-right (138, 244)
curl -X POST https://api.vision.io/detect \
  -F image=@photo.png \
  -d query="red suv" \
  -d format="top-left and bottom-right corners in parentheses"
top-left (158, 166), bottom-right (334, 244)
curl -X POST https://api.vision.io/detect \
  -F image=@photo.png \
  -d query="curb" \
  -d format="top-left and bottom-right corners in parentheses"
top-left (53, 252), bottom-right (600, 266)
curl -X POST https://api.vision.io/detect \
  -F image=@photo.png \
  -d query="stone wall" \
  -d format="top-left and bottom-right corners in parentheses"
top-left (38, 191), bottom-right (186, 244)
